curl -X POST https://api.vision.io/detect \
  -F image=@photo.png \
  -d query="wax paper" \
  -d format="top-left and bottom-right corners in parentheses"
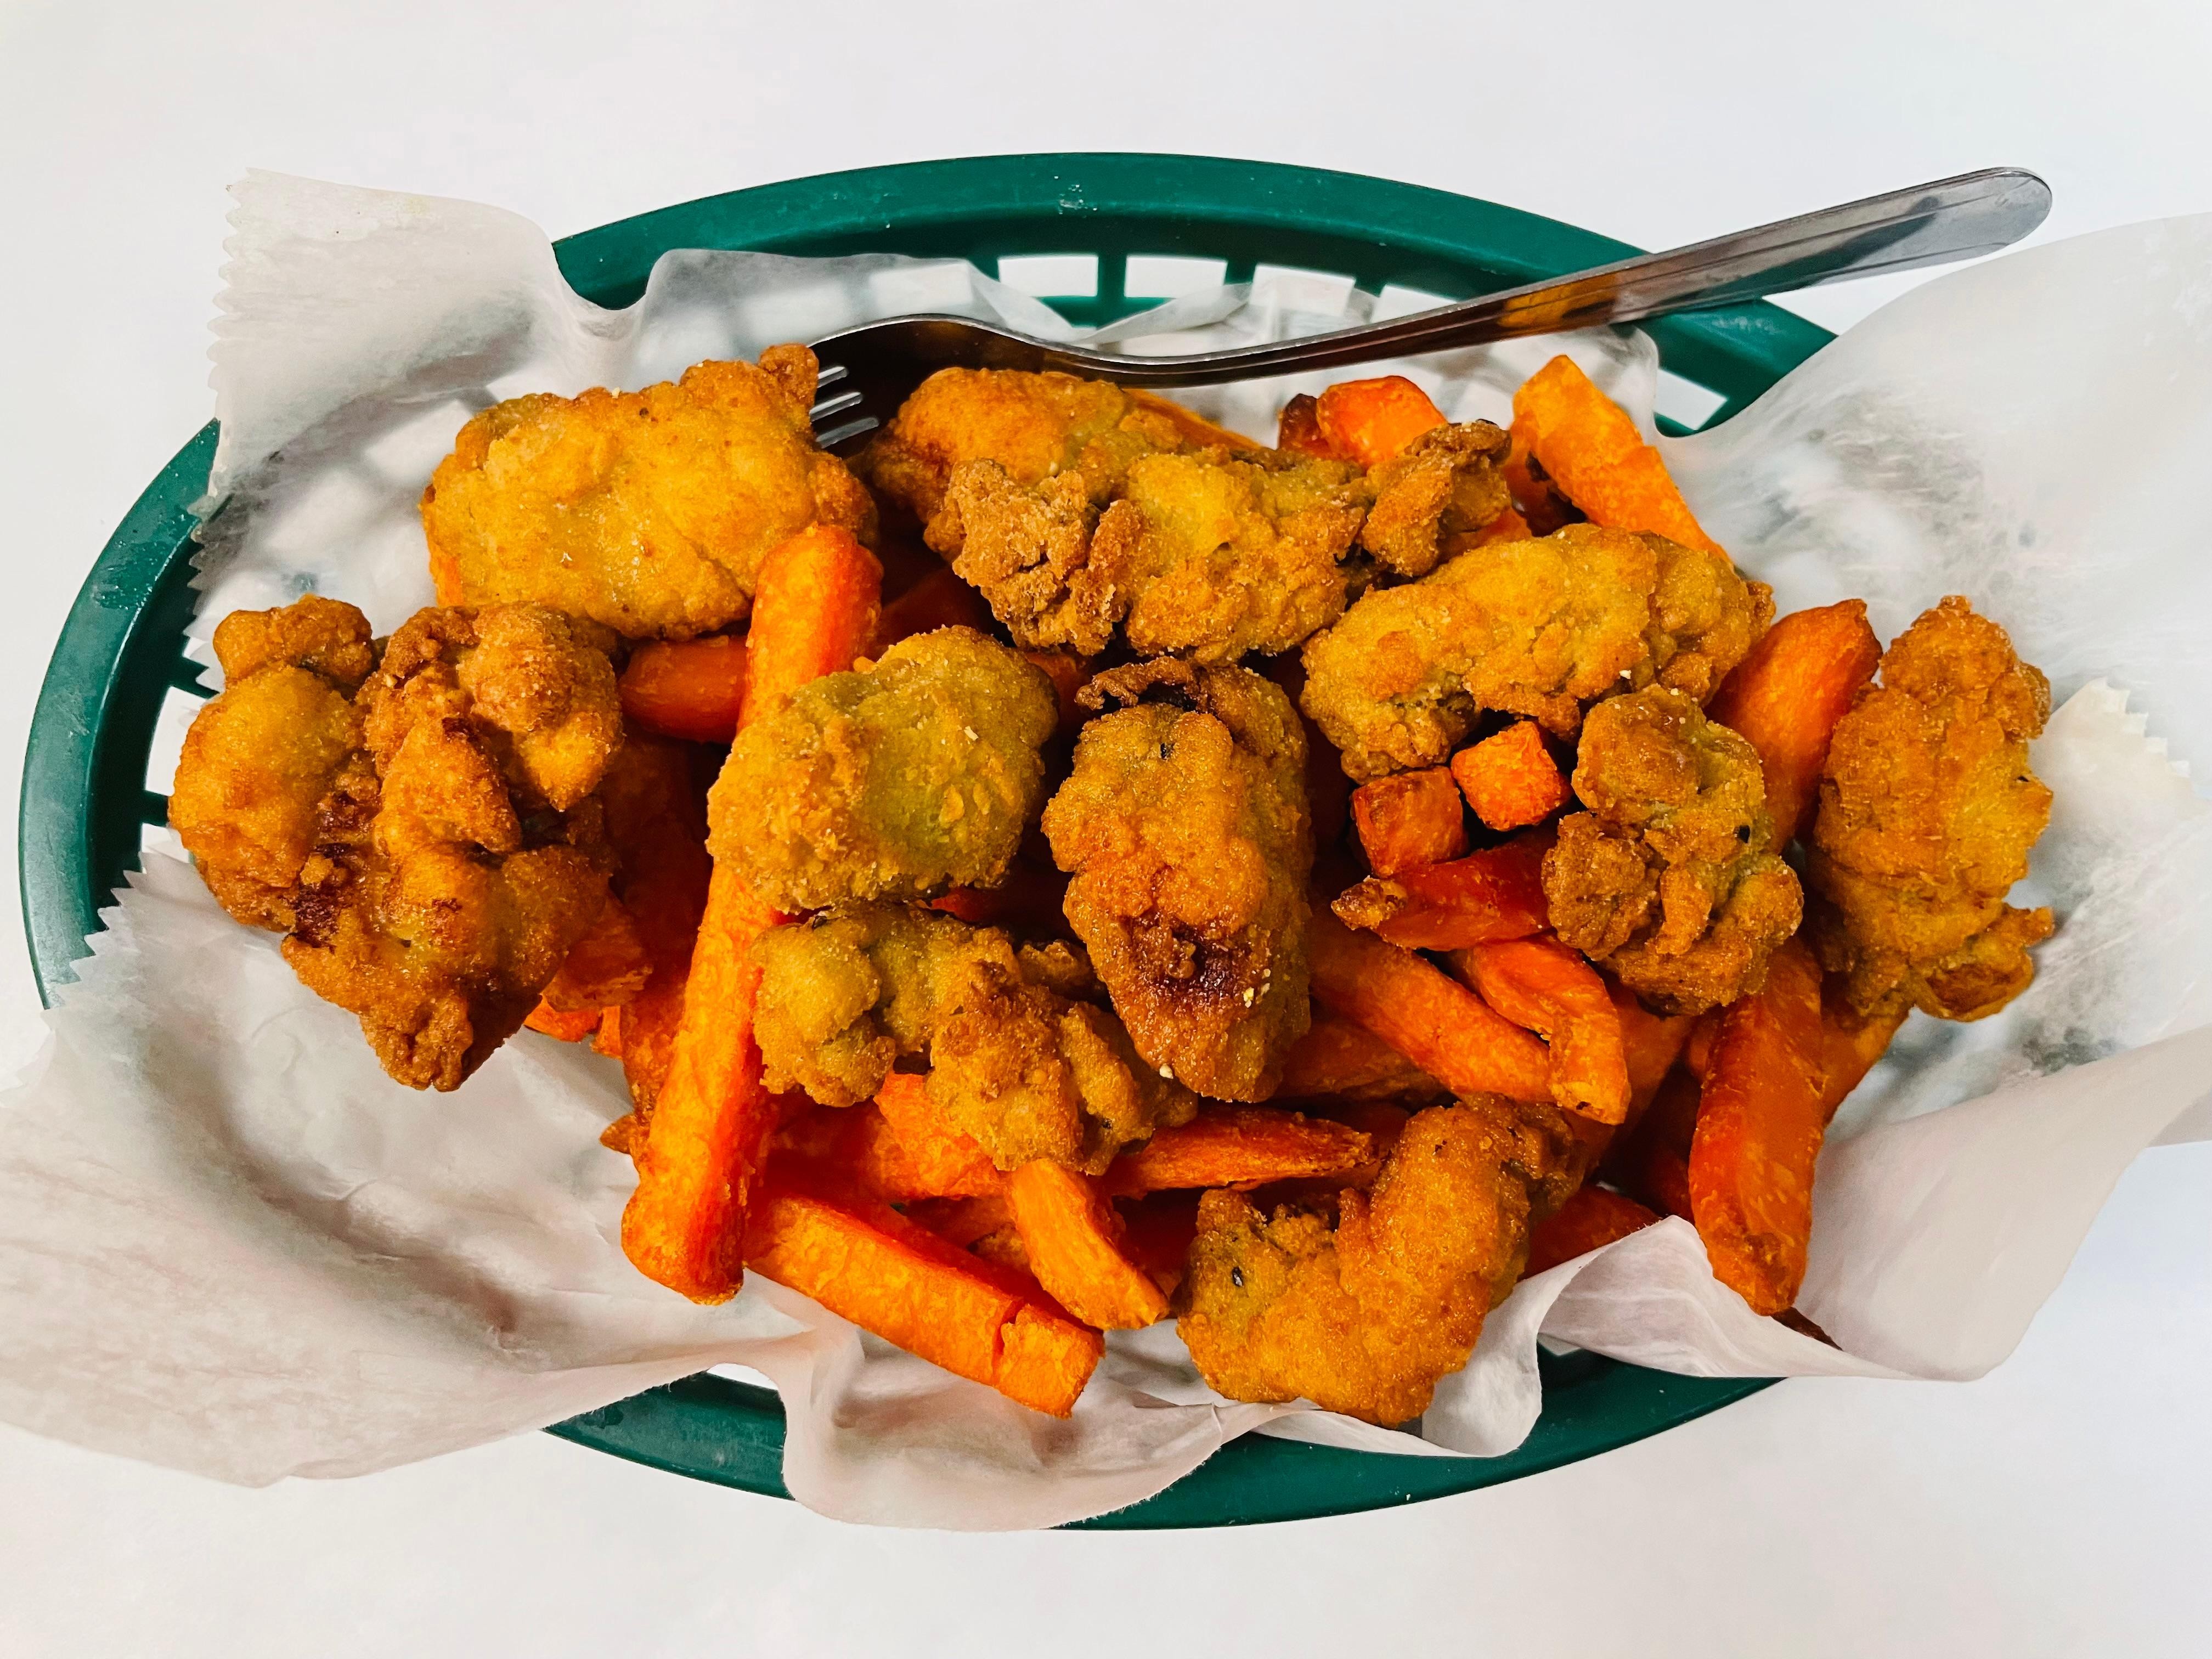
top-left (2, 174), bottom-right (2208, 1526)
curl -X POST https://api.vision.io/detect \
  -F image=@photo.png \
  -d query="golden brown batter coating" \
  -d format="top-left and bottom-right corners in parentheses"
top-left (1543, 685), bottom-right (1803, 1015)
top-left (709, 628), bottom-right (1058, 911)
top-left (1041, 661), bottom-right (1313, 1102)
top-left (174, 598), bottom-right (625, 1089)
top-left (421, 348), bottom-right (876, 641)
top-left (1354, 419), bottom-right (1514, 578)
top-left (1300, 524), bottom-right (1773, 780)
top-left (1808, 596), bottom-right (2053, 1022)
top-left (170, 595), bottom-right (376, 930)
top-left (750, 903), bottom-right (1195, 1173)
top-left (1176, 1096), bottom-right (1584, 1425)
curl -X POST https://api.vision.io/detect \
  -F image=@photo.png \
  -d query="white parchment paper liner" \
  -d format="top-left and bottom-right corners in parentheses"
top-left (3, 175), bottom-right (2208, 1526)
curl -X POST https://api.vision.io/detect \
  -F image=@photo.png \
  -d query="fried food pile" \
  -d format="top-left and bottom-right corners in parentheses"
top-left (177, 345), bottom-right (2061, 1426)
top-left (172, 595), bottom-right (624, 1089)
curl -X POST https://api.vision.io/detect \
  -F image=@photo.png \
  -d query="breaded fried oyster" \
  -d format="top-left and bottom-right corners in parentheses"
top-left (171, 596), bottom-right (625, 1089)
top-left (1809, 596), bottom-right (2054, 1022)
top-left (1300, 523), bottom-right (1773, 780)
top-left (421, 347), bottom-right (876, 641)
top-left (1041, 661), bottom-right (1313, 1102)
top-left (709, 628), bottom-right (1058, 911)
top-left (1543, 685), bottom-right (1803, 1015)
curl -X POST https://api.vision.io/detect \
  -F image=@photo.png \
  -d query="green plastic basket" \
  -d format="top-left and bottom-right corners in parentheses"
top-left (19, 153), bottom-right (1832, 1528)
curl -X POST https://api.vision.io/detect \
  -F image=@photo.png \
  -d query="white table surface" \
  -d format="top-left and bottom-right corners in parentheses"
top-left (3, 3), bottom-right (2209, 1654)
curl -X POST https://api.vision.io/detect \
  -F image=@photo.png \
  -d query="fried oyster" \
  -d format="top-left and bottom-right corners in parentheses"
top-left (709, 627), bottom-right (1059, 911)
top-left (1041, 660), bottom-right (1313, 1102)
top-left (1542, 685), bottom-right (1803, 1015)
top-left (750, 902), bottom-right (1197, 1174)
top-left (171, 596), bottom-right (625, 1090)
top-left (1808, 596), bottom-right (2054, 1022)
top-left (1177, 1096), bottom-right (1587, 1425)
top-left (1299, 523), bottom-right (1773, 781)
top-left (862, 368), bottom-right (1511, 663)
top-left (421, 347), bottom-right (877, 641)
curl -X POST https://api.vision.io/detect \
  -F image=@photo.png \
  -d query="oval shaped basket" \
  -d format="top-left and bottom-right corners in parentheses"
top-left (19, 152), bottom-right (1831, 1528)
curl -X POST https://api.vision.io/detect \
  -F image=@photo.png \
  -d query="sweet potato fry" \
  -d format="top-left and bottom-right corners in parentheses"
top-left (1099, 1104), bottom-right (1373, 1197)
top-left (1706, 600), bottom-right (1882, 849)
top-left (1500, 434), bottom-right (1577, 536)
top-left (1511, 356), bottom-right (1724, 556)
top-left (743, 1178), bottom-right (1103, 1417)
top-left (594, 1006), bottom-right (624, 1059)
top-left (1451, 720), bottom-right (1571, 832)
top-left (1307, 907), bottom-right (1553, 1103)
top-left (872, 1072), bottom-right (1003, 1199)
top-left (1329, 833), bottom-right (1551, 950)
top-left (618, 635), bottom-right (749, 743)
top-left (1351, 766), bottom-right (1470, 877)
top-left (540, 896), bottom-right (652, 1012)
top-left (1008, 1160), bottom-right (1170, 1329)
top-left (1273, 1011), bottom-right (1443, 1102)
top-left (909, 1190), bottom-right (1018, 1253)
top-left (600, 739), bottom-right (714, 1126)
top-left (876, 562), bottom-right (994, 651)
top-left (1523, 1185), bottom-right (1661, 1277)
top-left (1612, 1065), bottom-right (1699, 1220)
top-left (623, 523), bottom-right (882, 1300)
top-left (1688, 938), bottom-right (1828, 1314)
top-left (524, 1001), bottom-right (601, 1042)
top-left (1818, 978), bottom-right (1906, 1120)
top-left (1602, 975), bottom-right (1694, 1122)
top-left (1450, 937), bottom-right (1630, 1124)
top-left (1316, 375), bottom-right (1448, 469)
top-left (1276, 393), bottom-right (1337, 459)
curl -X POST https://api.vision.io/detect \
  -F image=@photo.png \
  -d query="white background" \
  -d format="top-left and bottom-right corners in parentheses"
top-left (3, 2), bottom-right (2209, 1653)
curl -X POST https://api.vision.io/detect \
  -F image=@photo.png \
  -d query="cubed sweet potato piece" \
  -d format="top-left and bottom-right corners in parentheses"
top-left (1352, 767), bottom-right (1470, 877)
top-left (1451, 721), bottom-right (1571, 831)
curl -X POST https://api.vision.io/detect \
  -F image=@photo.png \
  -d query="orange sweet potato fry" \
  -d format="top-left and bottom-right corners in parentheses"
top-left (1602, 975), bottom-right (1694, 1123)
top-left (618, 635), bottom-right (750, 743)
top-left (743, 1178), bottom-right (1102, 1417)
top-left (1706, 600), bottom-right (1883, 849)
top-left (1315, 375), bottom-right (1447, 469)
top-left (1273, 1011), bottom-right (1442, 1102)
top-left (876, 562), bottom-right (995, 651)
top-left (909, 1190), bottom-right (1018, 1253)
top-left (602, 742), bottom-right (714, 1126)
top-left (540, 896), bottom-right (652, 1012)
top-left (1688, 938), bottom-right (1828, 1314)
top-left (871, 1072), bottom-right (1004, 1200)
top-left (1451, 720), bottom-right (1571, 831)
top-left (1511, 356), bottom-right (1724, 556)
top-left (622, 524), bottom-right (882, 1301)
top-left (1099, 1104), bottom-right (1373, 1198)
top-left (594, 1006), bottom-right (624, 1059)
top-left (1818, 978), bottom-right (1906, 1121)
top-left (1007, 1160), bottom-right (1170, 1329)
top-left (1523, 1185), bottom-right (1661, 1277)
top-left (1329, 832), bottom-right (1551, 950)
top-left (1351, 766), bottom-right (1470, 877)
top-left (1451, 937), bottom-right (1630, 1125)
top-left (524, 1001), bottom-right (601, 1042)
top-left (1611, 1063), bottom-right (1699, 1220)
top-left (1307, 907), bottom-right (1553, 1103)
top-left (1276, 393), bottom-right (1338, 459)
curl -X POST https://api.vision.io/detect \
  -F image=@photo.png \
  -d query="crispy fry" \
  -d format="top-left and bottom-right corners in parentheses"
top-left (743, 1178), bottom-right (1102, 1416)
top-left (872, 1071), bottom-right (1004, 1200)
top-left (1307, 907), bottom-right (1552, 1103)
top-left (1329, 833), bottom-right (1551, 950)
top-left (1450, 937), bottom-right (1630, 1125)
top-left (622, 523), bottom-right (883, 1300)
top-left (539, 896), bottom-right (652, 1012)
top-left (1450, 720), bottom-right (1571, 832)
top-left (1510, 356), bottom-right (1724, 556)
top-left (1314, 375), bottom-right (1447, 469)
top-left (876, 563), bottom-right (994, 650)
top-left (1523, 1185), bottom-right (1661, 1276)
top-left (1008, 1160), bottom-right (1171, 1329)
top-left (1273, 1011), bottom-right (1446, 1103)
top-left (1351, 766), bottom-right (1469, 877)
top-left (618, 635), bottom-right (749, 742)
top-left (1688, 938), bottom-right (1827, 1314)
top-left (1603, 975), bottom-right (1694, 1121)
top-left (524, 1001), bottom-right (601, 1042)
top-left (1276, 393), bottom-right (1336, 459)
top-left (1706, 600), bottom-right (1883, 849)
top-left (1818, 978), bottom-right (1906, 1120)
top-left (1098, 1104), bottom-right (1373, 1198)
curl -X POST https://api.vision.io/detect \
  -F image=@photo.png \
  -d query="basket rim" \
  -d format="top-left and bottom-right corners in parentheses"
top-left (18, 150), bottom-right (1828, 1528)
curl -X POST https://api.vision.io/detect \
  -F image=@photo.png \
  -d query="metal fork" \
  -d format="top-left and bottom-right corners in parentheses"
top-left (805, 166), bottom-right (2049, 450)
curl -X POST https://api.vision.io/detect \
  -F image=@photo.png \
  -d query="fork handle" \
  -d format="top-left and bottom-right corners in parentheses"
top-left (952, 167), bottom-right (2050, 388)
